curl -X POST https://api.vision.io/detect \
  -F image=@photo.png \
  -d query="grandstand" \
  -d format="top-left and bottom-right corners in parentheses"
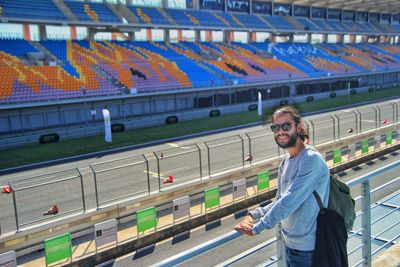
top-left (0, 0), bottom-right (399, 146)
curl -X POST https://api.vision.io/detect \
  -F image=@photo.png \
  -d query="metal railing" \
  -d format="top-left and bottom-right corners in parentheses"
top-left (153, 159), bottom-right (400, 267)
top-left (2, 102), bottom-right (400, 232)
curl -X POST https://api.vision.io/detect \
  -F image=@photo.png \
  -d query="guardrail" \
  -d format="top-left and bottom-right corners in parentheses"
top-left (1, 102), bottom-right (399, 235)
top-left (1, 131), bottom-right (399, 264)
top-left (152, 159), bottom-right (400, 267)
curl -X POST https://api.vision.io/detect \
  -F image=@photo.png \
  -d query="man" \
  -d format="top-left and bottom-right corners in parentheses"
top-left (234, 106), bottom-right (330, 267)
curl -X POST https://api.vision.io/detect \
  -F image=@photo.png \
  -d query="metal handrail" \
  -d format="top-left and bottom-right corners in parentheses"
top-left (152, 159), bottom-right (400, 267)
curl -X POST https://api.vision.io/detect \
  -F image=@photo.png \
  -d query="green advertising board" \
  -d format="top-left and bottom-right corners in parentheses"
top-left (361, 139), bottom-right (369, 154)
top-left (333, 148), bottom-right (342, 164)
top-left (205, 187), bottom-right (220, 209)
top-left (257, 171), bottom-right (270, 191)
top-left (137, 207), bottom-right (156, 233)
top-left (386, 132), bottom-right (392, 145)
top-left (44, 233), bottom-right (72, 266)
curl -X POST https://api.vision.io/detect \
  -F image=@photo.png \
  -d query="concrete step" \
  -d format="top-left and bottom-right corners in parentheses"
top-left (52, 0), bottom-right (78, 21)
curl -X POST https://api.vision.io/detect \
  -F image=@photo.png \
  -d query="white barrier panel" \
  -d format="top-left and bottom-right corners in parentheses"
top-left (232, 178), bottom-right (246, 200)
top-left (102, 109), bottom-right (112, 143)
top-left (94, 219), bottom-right (118, 249)
top-left (348, 144), bottom-right (356, 159)
top-left (375, 136), bottom-right (381, 150)
top-left (0, 250), bottom-right (16, 267)
top-left (173, 196), bottom-right (190, 221)
top-left (397, 130), bottom-right (400, 142)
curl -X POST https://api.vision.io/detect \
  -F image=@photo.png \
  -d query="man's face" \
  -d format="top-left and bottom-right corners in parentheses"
top-left (271, 113), bottom-right (299, 149)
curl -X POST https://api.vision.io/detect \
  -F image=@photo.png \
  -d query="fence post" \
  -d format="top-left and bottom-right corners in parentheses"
top-left (195, 144), bottom-right (203, 180)
top-left (204, 142), bottom-right (211, 178)
top-left (334, 114), bottom-right (340, 139)
top-left (276, 223), bottom-right (286, 267)
top-left (239, 135), bottom-right (245, 168)
top-left (143, 154), bottom-right (151, 194)
top-left (310, 120), bottom-right (315, 146)
top-left (361, 180), bottom-right (372, 267)
top-left (353, 110), bottom-right (360, 134)
top-left (373, 107), bottom-right (379, 129)
top-left (153, 152), bottom-right (161, 192)
top-left (10, 182), bottom-right (19, 231)
top-left (329, 115), bottom-right (336, 141)
top-left (89, 164), bottom-right (99, 209)
top-left (76, 168), bottom-right (86, 212)
top-left (245, 133), bottom-right (252, 164)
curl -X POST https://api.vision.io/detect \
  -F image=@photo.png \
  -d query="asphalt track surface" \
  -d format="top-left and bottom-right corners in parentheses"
top-left (0, 99), bottom-right (399, 234)
top-left (105, 150), bottom-right (400, 267)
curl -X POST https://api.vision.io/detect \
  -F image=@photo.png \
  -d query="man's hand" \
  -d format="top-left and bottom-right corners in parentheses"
top-left (234, 214), bottom-right (255, 236)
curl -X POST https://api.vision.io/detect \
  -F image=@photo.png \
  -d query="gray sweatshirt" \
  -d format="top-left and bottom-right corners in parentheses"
top-left (250, 145), bottom-right (330, 251)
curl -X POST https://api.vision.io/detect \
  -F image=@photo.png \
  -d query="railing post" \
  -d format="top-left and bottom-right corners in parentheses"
top-left (204, 142), bottom-right (211, 178)
top-left (245, 133), bottom-right (252, 164)
top-left (353, 110), bottom-right (360, 134)
top-left (373, 107), bottom-right (379, 129)
top-left (195, 144), bottom-right (203, 180)
top-left (361, 180), bottom-right (372, 267)
top-left (143, 154), bottom-right (151, 194)
top-left (238, 135), bottom-right (245, 168)
top-left (276, 223), bottom-right (286, 267)
top-left (10, 182), bottom-right (19, 231)
top-left (76, 168), bottom-right (86, 212)
top-left (89, 164), bottom-right (99, 209)
top-left (329, 115), bottom-right (336, 141)
top-left (310, 120), bottom-right (315, 146)
top-left (153, 152), bottom-right (161, 192)
top-left (334, 114), bottom-right (340, 139)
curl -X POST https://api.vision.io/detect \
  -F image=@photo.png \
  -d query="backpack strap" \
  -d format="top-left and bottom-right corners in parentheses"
top-left (313, 191), bottom-right (324, 211)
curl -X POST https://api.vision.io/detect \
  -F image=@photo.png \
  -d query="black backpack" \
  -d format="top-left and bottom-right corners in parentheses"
top-left (311, 175), bottom-right (355, 267)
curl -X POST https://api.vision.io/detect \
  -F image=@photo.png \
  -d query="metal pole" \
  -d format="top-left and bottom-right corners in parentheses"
top-left (373, 107), bottom-right (379, 129)
top-left (11, 182), bottom-right (19, 231)
top-left (204, 142), bottom-right (211, 178)
top-left (143, 154), bottom-right (151, 194)
top-left (334, 115), bottom-right (340, 139)
top-left (276, 223), bottom-right (286, 267)
top-left (238, 135), bottom-right (245, 167)
top-left (153, 152), bottom-right (161, 192)
top-left (361, 180), bottom-right (372, 267)
top-left (329, 115), bottom-right (336, 141)
top-left (76, 168), bottom-right (86, 212)
top-left (310, 120), bottom-right (315, 146)
top-left (195, 144), bottom-right (203, 180)
top-left (245, 133), bottom-right (252, 164)
top-left (89, 165), bottom-right (99, 209)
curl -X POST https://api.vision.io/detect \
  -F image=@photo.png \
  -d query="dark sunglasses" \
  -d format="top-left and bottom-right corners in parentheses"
top-left (270, 122), bottom-right (294, 133)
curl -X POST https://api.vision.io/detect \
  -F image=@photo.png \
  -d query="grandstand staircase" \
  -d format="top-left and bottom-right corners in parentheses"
top-left (195, 61), bottom-right (230, 84)
top-left (52, 0), bottom-right (78, 21)
top-left (90, 65), bottom-right (129, 93)
top-left (103, 1), bottom-right (125, 22)
top-left (255, 15), bottom-right (275, 29)
top-left (157, 8), bottom-right (177, 25)
top-left (115, 3), bottom-right (138, 23)
top-left (30, 41), bottom-right (65, 66)
top-left (245, 44), bottom-right (273, 58)
top-left (283, 16), bottom-right (306, 31)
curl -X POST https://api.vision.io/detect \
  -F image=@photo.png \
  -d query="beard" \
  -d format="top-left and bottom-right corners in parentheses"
top-left (275, 131), bottom-right (298, 149)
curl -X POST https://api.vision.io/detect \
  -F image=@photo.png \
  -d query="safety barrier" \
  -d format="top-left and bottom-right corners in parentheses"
top-left (150, 159), bottom-right (400, 267)
top-left (1, 103), bottom-right (400, 234)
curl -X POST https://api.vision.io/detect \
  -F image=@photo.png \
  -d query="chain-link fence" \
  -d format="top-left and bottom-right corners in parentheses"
top-left (204, 135), bottom-right (244, 177)
top-left (154, 144), bottom-right (202, 191)
top-left (9, 168), bottom-right (85, 230)
top-left (90, 155), bottom-right (150, 208)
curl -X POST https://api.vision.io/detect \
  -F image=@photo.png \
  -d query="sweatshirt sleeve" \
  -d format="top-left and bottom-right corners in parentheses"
top-left (252, 154), bottom-right (327, 234)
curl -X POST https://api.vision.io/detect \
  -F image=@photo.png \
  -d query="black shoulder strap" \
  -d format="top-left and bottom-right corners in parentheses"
top-left (313, 191), bottom-right (324, 210)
